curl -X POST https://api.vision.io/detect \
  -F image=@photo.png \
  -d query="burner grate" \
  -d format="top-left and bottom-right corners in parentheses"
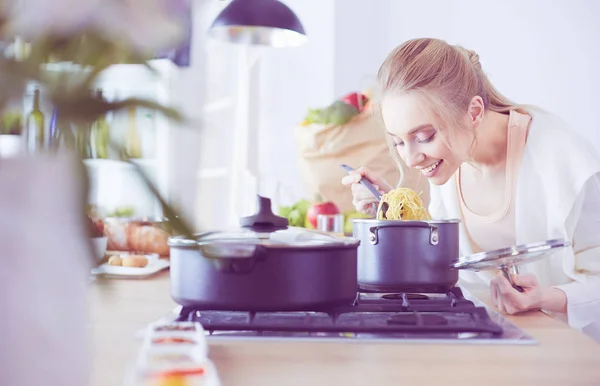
top-left (176, 288), bottom-right (504, 338)
top-left (177, 309), bottom-right (502, 336)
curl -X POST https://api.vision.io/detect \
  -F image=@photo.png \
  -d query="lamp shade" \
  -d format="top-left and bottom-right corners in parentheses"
top-left (208, 0), bottom-right (307, 47)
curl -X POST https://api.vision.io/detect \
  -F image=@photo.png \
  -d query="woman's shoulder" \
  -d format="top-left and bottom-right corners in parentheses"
top-left (526, 108), bottom-right (600, 162)
top-left (521, 108), bottom-right (600, 217)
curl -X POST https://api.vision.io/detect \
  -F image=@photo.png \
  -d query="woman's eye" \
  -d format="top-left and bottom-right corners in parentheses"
top-left (394, 141), bottom-right (404, 147)
top-left (417, 133), bottom-right (435, 144)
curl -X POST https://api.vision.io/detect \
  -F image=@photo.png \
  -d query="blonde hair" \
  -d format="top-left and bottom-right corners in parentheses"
top-left (376, 38), bottom-right (532, 173)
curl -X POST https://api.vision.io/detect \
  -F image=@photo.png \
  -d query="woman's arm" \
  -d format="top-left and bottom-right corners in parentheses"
top-left (540, 287), bottom-right (567, 313)
top-left (492, 173), bottom-right (600, 329)
top-left (548, 173), bottom-right (600, 328)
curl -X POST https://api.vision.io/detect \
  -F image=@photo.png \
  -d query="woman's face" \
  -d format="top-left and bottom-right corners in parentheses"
top-left (380, 93), bottom-right (472, 186)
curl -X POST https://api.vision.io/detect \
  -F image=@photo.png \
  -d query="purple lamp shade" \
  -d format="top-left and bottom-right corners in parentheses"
top-left (208, 0), bottom-right (307, 47)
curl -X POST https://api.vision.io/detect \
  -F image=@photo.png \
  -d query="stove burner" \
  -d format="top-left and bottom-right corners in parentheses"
top-left (176, 287), bottom-right (505, 339)
top-left (382, 293), bottom-right (430, 301)
top-left (387, 314), bottom-right (448, 326)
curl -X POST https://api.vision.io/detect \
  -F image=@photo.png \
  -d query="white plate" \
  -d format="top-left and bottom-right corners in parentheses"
top-left (91, 253), bottom-right (170, 279)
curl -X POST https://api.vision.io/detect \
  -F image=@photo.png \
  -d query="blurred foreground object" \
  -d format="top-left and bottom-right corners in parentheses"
top-left (1, 0), bottom-right (187, 54)
top-left (0, 1), bottom-right (193, 385)
top-left (0, 153), bottom-right (93, 386)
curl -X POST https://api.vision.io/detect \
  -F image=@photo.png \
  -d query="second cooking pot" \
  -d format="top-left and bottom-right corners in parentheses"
top-left (352, 218), bottom-right (460, 293)
top-left (168, 196), bottom-right (361, 311)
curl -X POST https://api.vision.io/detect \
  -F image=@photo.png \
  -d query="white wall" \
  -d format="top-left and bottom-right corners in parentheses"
top-left (333, 0), bottom-right (393, 97)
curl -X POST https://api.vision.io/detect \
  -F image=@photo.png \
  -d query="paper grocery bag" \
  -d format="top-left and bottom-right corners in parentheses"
top-left (294, 105), bottom-right (430, 213)
top-left (0, 152), bottom-right (93, 386)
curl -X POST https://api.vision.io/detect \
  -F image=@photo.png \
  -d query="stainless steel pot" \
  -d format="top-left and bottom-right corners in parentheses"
top-left (352, 218), bottom-right (460, 293)
top-left (168, 196), bottom-right (361, 311)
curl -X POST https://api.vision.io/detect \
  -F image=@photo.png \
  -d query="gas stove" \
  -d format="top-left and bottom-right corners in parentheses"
top-left (169, 287), bottom-right (536, 345)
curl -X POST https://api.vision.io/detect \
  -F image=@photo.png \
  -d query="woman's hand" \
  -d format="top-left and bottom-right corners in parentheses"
top-left (341, 167), bottom-right (393, 217)
top-left (490, 273), bottom-right (568, 314)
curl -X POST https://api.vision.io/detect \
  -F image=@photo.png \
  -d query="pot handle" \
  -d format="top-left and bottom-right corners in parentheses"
top-left (199, 243), bottom-right (264, 274)
top-left (501, 265), bottom-right (525, 293)
top-left (239, 195), bottom-right (289, 229)
top-left (369, 222), bottom-right (439, 246)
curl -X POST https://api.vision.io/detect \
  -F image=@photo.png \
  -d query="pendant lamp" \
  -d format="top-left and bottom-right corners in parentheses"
top-left (208, 0), bottom-right (307, 47)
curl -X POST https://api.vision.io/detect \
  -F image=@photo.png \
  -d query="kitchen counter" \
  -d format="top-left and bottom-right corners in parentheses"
top-left (89, 272), bottom-right (600, 386)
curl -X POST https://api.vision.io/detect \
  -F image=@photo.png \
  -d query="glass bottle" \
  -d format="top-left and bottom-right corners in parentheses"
top-left (76, 122), bottom-right (92, 158)
top-left (125, 105), bottom-right (142, 158)
top-left (49, 108), bottom-right (76, 152)
top-left (90, 89), bottom-right (110, 159)
top-left (24, 88), bottom-right (45, 153)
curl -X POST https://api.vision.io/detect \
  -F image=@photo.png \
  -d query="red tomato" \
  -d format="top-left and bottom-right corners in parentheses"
top-left (306, 200), bottom-right (340, 229)
top-left (340, 92), bottom-right (369, 111)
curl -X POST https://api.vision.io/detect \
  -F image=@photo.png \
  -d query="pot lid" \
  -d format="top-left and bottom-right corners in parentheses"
top-left (451, 238), bottom-right (571, 271)
top-left (168, 195), bottom-right (359, 249)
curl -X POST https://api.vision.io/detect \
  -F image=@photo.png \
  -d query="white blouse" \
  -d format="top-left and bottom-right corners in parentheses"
top-left (428, 109), bottom-right (600, 341)
top-left (554, 173), bottom-right (600, 338)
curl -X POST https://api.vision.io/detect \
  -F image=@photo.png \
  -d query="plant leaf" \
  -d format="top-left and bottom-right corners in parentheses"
top-left (107, 139), bottom-right (195, 239)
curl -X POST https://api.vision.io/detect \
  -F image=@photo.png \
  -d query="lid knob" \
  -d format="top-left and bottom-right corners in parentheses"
top-left (239, 195), bottom-right (289, 229)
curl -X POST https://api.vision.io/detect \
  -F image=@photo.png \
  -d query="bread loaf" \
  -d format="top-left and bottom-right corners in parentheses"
top-left (105, 221), bottom-right (170, 256)
top-left (105, 222), bottom-right (128, 250)
top-left (127, 223), bottom-right (170, 256)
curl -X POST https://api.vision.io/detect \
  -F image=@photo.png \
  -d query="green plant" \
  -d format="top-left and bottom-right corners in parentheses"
top-left (0, 1), bottom-right (195, 240)
top-left (0, 110), bottom-right (22, 134)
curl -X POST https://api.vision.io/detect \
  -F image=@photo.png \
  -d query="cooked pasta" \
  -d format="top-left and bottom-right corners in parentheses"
top-left (376, 187), bottom-right (431, 221)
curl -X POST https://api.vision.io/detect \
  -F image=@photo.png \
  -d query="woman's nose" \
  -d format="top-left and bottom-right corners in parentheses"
top-left (405, 148), bottom-right (425, 168)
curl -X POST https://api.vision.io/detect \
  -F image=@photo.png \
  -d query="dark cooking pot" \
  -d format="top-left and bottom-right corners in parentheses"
top-left (168, 195), bottom-right (361, 311)
top-left (352, 218), bottom-right (460, 293)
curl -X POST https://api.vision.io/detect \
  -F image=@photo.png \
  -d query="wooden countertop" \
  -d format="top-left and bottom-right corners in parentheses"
top-left (89, 272), bottom-right (600, 386)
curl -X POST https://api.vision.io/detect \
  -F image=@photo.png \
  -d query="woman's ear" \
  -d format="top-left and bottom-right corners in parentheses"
top-left (467, 96), bottom-right (485, 125)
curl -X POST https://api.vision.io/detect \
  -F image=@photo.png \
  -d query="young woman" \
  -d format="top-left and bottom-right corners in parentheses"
top-left (342, 38), bottom-right (600, 338)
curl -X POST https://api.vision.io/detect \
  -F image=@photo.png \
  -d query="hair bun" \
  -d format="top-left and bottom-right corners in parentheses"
top-left (468, 50), bottom-right (480, 66)
top-left (453, 45), bottom-right (481, 67)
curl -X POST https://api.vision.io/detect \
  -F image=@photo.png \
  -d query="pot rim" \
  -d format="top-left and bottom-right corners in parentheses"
top-left (167, 233), bottom-right (361, 249)
top-left (103, 216), bottom-right (169, 223)
top-left (351, 218), bottom-right (461, 224)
